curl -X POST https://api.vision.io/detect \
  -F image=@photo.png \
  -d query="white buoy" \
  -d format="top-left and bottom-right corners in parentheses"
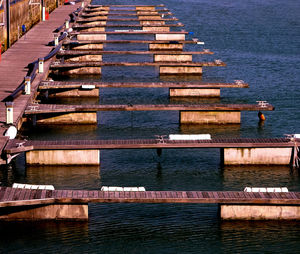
top-left (4, 125), bottom-right (17, 139)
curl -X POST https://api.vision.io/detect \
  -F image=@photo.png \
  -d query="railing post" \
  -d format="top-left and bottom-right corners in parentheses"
top-left (25, 76), bottom-right (31, 95)
top-left (38, 58), bottom-right (44, 73)
top-left (5, 102), bottom-right (13, 124)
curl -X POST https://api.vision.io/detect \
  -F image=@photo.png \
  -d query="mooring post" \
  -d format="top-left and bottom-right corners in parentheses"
top-left (5, 102), bottom-right (13, 124)
top-left (24, 76), bottom-right (31, 95)
top-left (38, 58), bottom-right (44, 73)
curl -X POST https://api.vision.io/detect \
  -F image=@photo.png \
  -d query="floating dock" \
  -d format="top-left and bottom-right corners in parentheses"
top-left (1, 187), bottom-right (300, 220)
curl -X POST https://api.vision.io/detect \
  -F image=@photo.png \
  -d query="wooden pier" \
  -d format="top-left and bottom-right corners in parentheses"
top-left (0, 3), bottom-right (298, 223)
top-left (1, 187), bottom-right (300, 220)
top-left (3, 137), bottom-right (298, 166)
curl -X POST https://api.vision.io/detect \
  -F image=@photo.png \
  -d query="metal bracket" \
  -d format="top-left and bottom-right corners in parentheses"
top-left (155, 135), bottom-right (167, 144)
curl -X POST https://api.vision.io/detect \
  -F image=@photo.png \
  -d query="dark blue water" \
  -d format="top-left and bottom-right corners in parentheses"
top-left (1, 0), bottom-right (300, 253)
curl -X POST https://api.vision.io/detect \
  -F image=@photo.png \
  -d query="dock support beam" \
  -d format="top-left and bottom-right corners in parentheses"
top-left (47, 88), bottom-right (99, 98)
top-left (77, 34), bottom-right (106, 40)
top-left (149, 43), bottom-right (183, 51)
top-left (220, 205), bottom-right (300, 220)
top-left (33, 112), bottom-right (97, 125)
top-left (0, 204), bottom-right (88, 220)
top-left (160, 66), bottom-right (202, 75)
top-left (26, 149), bottom-right (100, 165)
top-left (222, 148), bottom-right (293, 165)
top-left (71, 43), bottom-right (104, 50)
top-left (180, 111), bottom-right (240, 124)
top-left (170, 88), bottom-right (220, 97)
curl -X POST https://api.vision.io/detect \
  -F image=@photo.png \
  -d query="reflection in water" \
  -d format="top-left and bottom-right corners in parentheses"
top-left (220, 220), bottom-right (300, 253)
top-left (25, 165), bottom-right (101, 189)
top-left (180, 124), bottom-right (241, 138)
top-left (0, 221), bottom-right (89, 252)
top-left (21, 124), bottom-right (98, 140)
top-left (41, 96), bottom-right (100, 105)
top-left (222, 165), bottom-right (300, 191)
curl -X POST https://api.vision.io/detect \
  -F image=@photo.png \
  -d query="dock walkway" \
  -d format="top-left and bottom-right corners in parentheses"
top-left (1, 187), bottom-right (299, 207)
top-left (0, 2), bottom-right (82, 132)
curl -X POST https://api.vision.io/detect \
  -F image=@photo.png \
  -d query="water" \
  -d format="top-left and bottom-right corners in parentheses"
top-left (1, 0), bottom-right (300, 253)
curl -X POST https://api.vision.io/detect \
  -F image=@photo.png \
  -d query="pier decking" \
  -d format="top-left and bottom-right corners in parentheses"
top-left (1, 187), bottom-right (299, 206)
top-left (1, 187), bottom-right (300, 220)
top-left (4, 137), bottom-right (296, 154)
top-left (39, 81), bottom-right (249, 89)
top-left (0, 2), bottom-right (82, 130)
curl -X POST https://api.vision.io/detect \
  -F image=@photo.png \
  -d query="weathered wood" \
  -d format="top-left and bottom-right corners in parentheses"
top-left (24, 103), bottom-right (273, 115)
top-left (56, 50), bottom-right (213, 56)
top-left (71, 31), bottom-right (188, 35)
top-left (0, 2), bottom-right (82, 139)
top-left (4, 137), bottom-right (295, 155)
top-left (63, 39), bottom-right (198, 45)
top-left (73, 24), bottom-right (184, 28)
top-left (50, 61), bottom-right (225, 68)
top-left (39, 81), bottom-right (249, 89)
top-left (76, 18), bottom-right (178, 22)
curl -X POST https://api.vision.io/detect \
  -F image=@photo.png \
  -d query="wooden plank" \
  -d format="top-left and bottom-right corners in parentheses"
top-left (19, 189), bottom-right (27, 201)
top-left (50, 61), bottom-right (225, 68)
top-left (62, 190), bottom-right (68, 198)
top-left (57, 50), bottom-right (212, 56)
top-left (25, 103), bottom-right (274, 115)
top-left (2, 188), bottom-right (11, 201)
top-left (55, 190), bottom-right (63, 198)
top-left (39, 80), bottom-right (247, 89)
top-left (63, 39), bottom-right (197, 44)
top-left (41, 189), bottom-right (47, 199)
top-left (24, 189), bottom-right (32, 200)
top-left (12, 188), bottom-right (22, 201)
top-left (29, 189), bottom-right (37, 200)
top-left (7, 188), bottom-right (16, 201)
top-left (35, 190), bottom-right (43, 199)
top-left (0, 188), bottom-right (4, 201)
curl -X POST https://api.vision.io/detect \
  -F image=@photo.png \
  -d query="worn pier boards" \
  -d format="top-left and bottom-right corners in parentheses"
top-left (4, 137), bottom-right (298, 166)
top-left (1, 187), bottom-right (300, 220)
top-left (23, 103), bottom-right (274, 125)
top-left (38, 80), bottom-right (249, 98)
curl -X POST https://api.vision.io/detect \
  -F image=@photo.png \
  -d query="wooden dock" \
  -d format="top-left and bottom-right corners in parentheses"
top-left (24, 103), bottom-right (274, 115)
top-left (4, 137), bottom-right (296, 154)
top-left (0, 2), bottom-right (82, 130)
top-left (1, 186), bottom-right (300, 220)
top-left (39, 81), bottom-right (249, 89)
top-left (1, 187), bottom-right (299, 206)
top-left (56, 50), bottom-right (212, 56)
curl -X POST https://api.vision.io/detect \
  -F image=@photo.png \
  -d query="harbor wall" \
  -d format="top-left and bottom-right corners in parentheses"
top-left (0, 0), bottom-right (64, 53)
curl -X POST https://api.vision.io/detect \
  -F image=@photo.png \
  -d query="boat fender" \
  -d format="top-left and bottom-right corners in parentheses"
top-left (4, 125), bottom-right (17, 139)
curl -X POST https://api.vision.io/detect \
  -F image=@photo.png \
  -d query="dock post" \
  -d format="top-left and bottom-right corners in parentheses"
top-left (54, 34), bottom-right (59, 46)
top-left (38, 58), bottom-right (44, 73)
top-left (5, 102), bottom-right (13, 124)
top-left (24, 76), bottom-right (31, 95)
top-left (42, 6), bottom-right (46, 21)
top-left (65, 19), bottom-right (69, 29)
